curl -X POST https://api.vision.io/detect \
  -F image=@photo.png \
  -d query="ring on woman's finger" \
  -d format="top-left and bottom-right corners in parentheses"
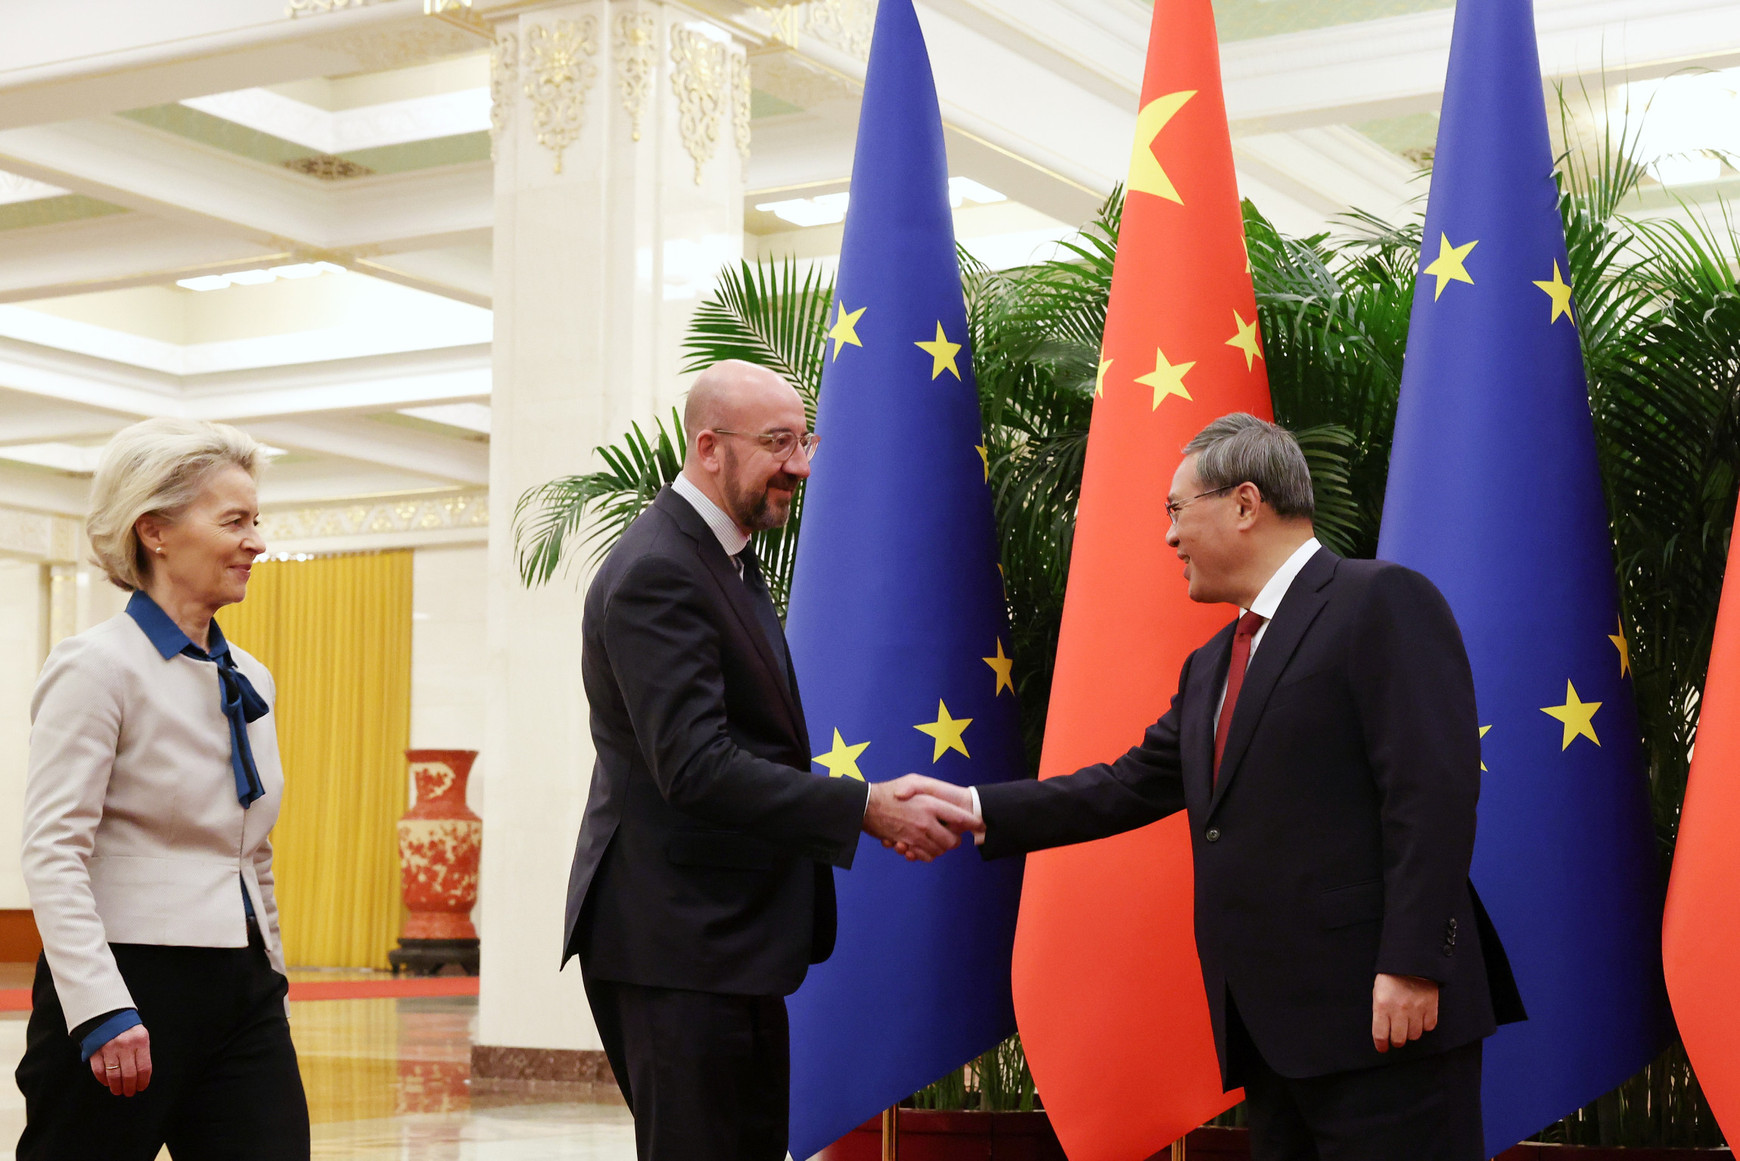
top-left (105, 1063), bottom-right (121, 1071)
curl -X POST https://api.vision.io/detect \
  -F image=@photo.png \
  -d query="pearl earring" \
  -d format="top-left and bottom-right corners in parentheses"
top-left (155, 547), bottom-right (164, 554)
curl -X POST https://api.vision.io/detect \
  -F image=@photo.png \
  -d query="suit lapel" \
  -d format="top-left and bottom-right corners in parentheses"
top-left (1209, 548), bottom-right (1338, 816)
top-left (653, 490), bottom-right (803, 731)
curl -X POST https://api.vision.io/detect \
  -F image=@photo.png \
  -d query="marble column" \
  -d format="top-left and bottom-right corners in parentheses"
top-left (475, 0), bottom-right (747, 1078)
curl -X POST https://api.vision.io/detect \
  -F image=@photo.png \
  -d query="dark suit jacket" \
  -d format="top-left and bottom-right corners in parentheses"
top-left (978, 547), bottom-right (1524, 1084)
top-left (562, 487), bottom-right (869, 996)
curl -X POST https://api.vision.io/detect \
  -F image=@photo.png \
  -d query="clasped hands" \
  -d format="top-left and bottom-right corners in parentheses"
top-left (862, 775), bottom-right (982, 862)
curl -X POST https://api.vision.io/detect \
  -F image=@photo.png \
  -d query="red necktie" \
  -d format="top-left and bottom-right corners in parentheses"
top-left (1213, 611), bottom-right (1268, 781)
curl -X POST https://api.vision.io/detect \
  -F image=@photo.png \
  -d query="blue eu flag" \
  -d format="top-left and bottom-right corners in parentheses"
top-left (1376, 0), bottom-right (1666, 1152)
top-left (782, 1), bottom-right (1024, 1155)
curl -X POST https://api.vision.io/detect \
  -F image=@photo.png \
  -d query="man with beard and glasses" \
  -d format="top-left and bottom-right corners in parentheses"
top-left (562, 360), bottom-right (979, 1161)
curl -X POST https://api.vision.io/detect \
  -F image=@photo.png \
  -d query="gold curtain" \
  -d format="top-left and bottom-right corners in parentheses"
top-left (220, 551), bottom-right (413, 969)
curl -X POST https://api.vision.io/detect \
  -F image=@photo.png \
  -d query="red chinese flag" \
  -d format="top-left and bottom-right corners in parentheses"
top-left (1663, 492), bottom-right (1740, 1139)
top-left (1008, 2), bottom-right (1271, 1156)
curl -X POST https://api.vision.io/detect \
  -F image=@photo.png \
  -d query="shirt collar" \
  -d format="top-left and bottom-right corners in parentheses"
top-left (1246, 537), bottom-right (1322, 621)
top-left (672, 473), bottom-right (750, 558)
top-left (125, 590), bottom-right (230, 662)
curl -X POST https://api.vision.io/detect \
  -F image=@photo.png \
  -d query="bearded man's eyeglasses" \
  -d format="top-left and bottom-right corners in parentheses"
top-left (711, 429), bottom-right (821, 462)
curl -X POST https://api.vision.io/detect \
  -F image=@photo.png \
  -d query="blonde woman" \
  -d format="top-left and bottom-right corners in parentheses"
top-left (15, 418), bottom-right (309, 1160)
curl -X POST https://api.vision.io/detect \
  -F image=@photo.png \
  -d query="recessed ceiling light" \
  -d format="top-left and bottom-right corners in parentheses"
top-left (176, 261), bottom-right (347, 292)
top-left (1617, 68), bottom-right (1740, 186)
top-left (754, 178), bottom-right (1007, 229)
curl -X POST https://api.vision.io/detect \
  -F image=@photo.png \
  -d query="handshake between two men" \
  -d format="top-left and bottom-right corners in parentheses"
top-left (859, 775), bottom-right (982, 861)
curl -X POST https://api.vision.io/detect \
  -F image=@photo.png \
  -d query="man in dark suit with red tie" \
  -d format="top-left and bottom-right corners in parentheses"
top-left (563, 360), bottom-right (978, 1161)
top-left (905, 413), bottom-right (1524, 1160)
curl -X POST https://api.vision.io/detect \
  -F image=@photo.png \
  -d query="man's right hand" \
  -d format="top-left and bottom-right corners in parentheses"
top-left (863, 779), bottom-right (980, 861)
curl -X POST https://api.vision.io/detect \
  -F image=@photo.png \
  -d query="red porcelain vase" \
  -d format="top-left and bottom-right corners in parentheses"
top-left (391, 750), bottom-right (482, 975)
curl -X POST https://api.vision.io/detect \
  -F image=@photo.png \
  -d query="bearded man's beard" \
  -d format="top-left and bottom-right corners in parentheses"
top-left (721, 449), bottom-right (800, 531)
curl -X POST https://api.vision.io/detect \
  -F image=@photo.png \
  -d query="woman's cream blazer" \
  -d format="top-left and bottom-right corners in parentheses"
top-left (21, 612), bottom-right (288, 1033)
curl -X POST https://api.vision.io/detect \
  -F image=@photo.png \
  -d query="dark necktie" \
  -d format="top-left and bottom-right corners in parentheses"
top-left (1213, 611), bottom-right (1267, 782)
top-left (737, 544), bottom-right (791, 688)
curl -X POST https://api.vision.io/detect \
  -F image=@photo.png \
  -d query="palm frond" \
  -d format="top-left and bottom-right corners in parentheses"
top-left (512, 409), bottom-right (685, 587)
top-left (682, 257), bottom-right (834, 413)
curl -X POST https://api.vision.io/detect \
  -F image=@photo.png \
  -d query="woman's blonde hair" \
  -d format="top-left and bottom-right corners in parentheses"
top-left (87, 418), bottom-right (262, 591)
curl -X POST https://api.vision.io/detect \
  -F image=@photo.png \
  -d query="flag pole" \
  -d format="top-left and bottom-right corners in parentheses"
top-left (880, 1106), bottom-right (899, 1160)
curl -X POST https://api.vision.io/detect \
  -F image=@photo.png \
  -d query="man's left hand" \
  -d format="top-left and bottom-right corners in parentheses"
top-left (1372, 972), bottom-right (1439, 1053)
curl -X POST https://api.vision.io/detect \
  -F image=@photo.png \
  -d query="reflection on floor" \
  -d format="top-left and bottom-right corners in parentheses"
top-left (0, 966), bottom-right (636, 1160)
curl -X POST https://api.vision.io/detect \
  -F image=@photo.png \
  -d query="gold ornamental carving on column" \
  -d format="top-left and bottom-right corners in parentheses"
top-left (489, 30), bottom-right (519, 155)
top-left (803, 0), bottom-right (875, 59)
top-left (521, 18), bottom-right (600, 176)
top-left (613, 10), bottom-right (657, 143)
top-left (729, 50), bottom-right (751, 165)
top-left (669, 26), bottom-right (728, 184)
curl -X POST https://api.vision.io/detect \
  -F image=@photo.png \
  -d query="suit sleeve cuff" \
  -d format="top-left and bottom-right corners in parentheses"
top-left (78, 1008), bottom-right (142, 1061)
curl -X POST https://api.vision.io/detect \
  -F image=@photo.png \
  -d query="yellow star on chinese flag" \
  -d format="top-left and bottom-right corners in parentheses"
top-left (914, 700), bottom-right (972, 762)
top-left (1609, 617), bottom-right (1631, 678)
top-left (1135, 347), bottom-right (1195, 408)
top-left (1095, 357), bottom-right (1112, 398)
top-left (1226, 310), bottom-right (1264, 371)
top-left (1478, 724), bottom-right (1491, 772)
top-left (1541, 680), bottom-right (1602, 750)
top-left (975, 444), bottom-right (989, 482)
top-left (1422, 234), bottom-right (1478, 301)
top-left (813, 729), bottom-right (870, 781)
top-left (983, 640), bottom-right (1015, 697)
top-left (1533, 260), bottom-right (1575, 324)
top-left (827, 301), bottom-right (866, 360)
top-left (915, 321), bottom-right (963, 380)
top-left (1127, 90), bottom-right (1197, 204)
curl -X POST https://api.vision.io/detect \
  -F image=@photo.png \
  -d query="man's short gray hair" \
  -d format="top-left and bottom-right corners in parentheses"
top-left (1182, 413), bottom-right (1314, 520)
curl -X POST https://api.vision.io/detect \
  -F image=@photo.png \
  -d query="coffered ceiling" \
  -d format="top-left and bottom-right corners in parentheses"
top-left (1, 0), bottom-right (1737, 532)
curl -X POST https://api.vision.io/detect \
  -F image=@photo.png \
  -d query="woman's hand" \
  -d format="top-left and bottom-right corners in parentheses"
top-left (90, 1024), bottom-right (152, 1097)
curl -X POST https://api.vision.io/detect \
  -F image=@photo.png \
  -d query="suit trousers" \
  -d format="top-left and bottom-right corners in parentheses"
top-left (15, 921), bottom-right (310, 1161)
top-left (584, 974), bottom-right (789, 1161)
top-left (1230, 998), bottom-right (1484, 1161)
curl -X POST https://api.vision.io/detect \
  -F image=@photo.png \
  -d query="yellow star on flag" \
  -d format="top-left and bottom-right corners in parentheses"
top-left (975, 444), bottom-right (989, 482)
top-left (1422, 234), bottom-right (1478, 301)
top-left (915, 700), bottom-right (972, 762)
top-left (1226, 310), bottom-right (1264, 371)
top-left (1541, 680), bottom-right (1602, 750)
top-left (1095, 357), bottom-right (1112, 398)
top-left (1478, 724), bottom-right (1491, 772)
top-left (1136, 347), bottom-right (1195, 409)
top-left (983, 640), bottom-right (1015, 697)
top-left (1533, 260), bottom-right (1575, 324)
top-left (1127, 90), bottom-right (1196, 204)
top-left (1609, 617), bottom-right (1631, 678)
top-left (915, 321), bottom-right (963, 380)
top-left (813, 729), bottom-right (870, 781)
top-left (827, 301), bottom-right (866, 360)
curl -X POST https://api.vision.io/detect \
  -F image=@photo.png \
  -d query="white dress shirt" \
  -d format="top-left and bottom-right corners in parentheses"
top-left (1213, 536), bottom-right (1322, 734)
top-left (674, 473), bottom-right (749, 571)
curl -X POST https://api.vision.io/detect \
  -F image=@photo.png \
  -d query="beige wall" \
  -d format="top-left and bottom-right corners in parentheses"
top-left (0, 559), bottom-right (45, 910)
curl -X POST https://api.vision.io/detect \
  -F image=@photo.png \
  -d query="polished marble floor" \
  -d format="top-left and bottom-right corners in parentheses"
top-left (0, 967), bottom-right (637, 1160)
